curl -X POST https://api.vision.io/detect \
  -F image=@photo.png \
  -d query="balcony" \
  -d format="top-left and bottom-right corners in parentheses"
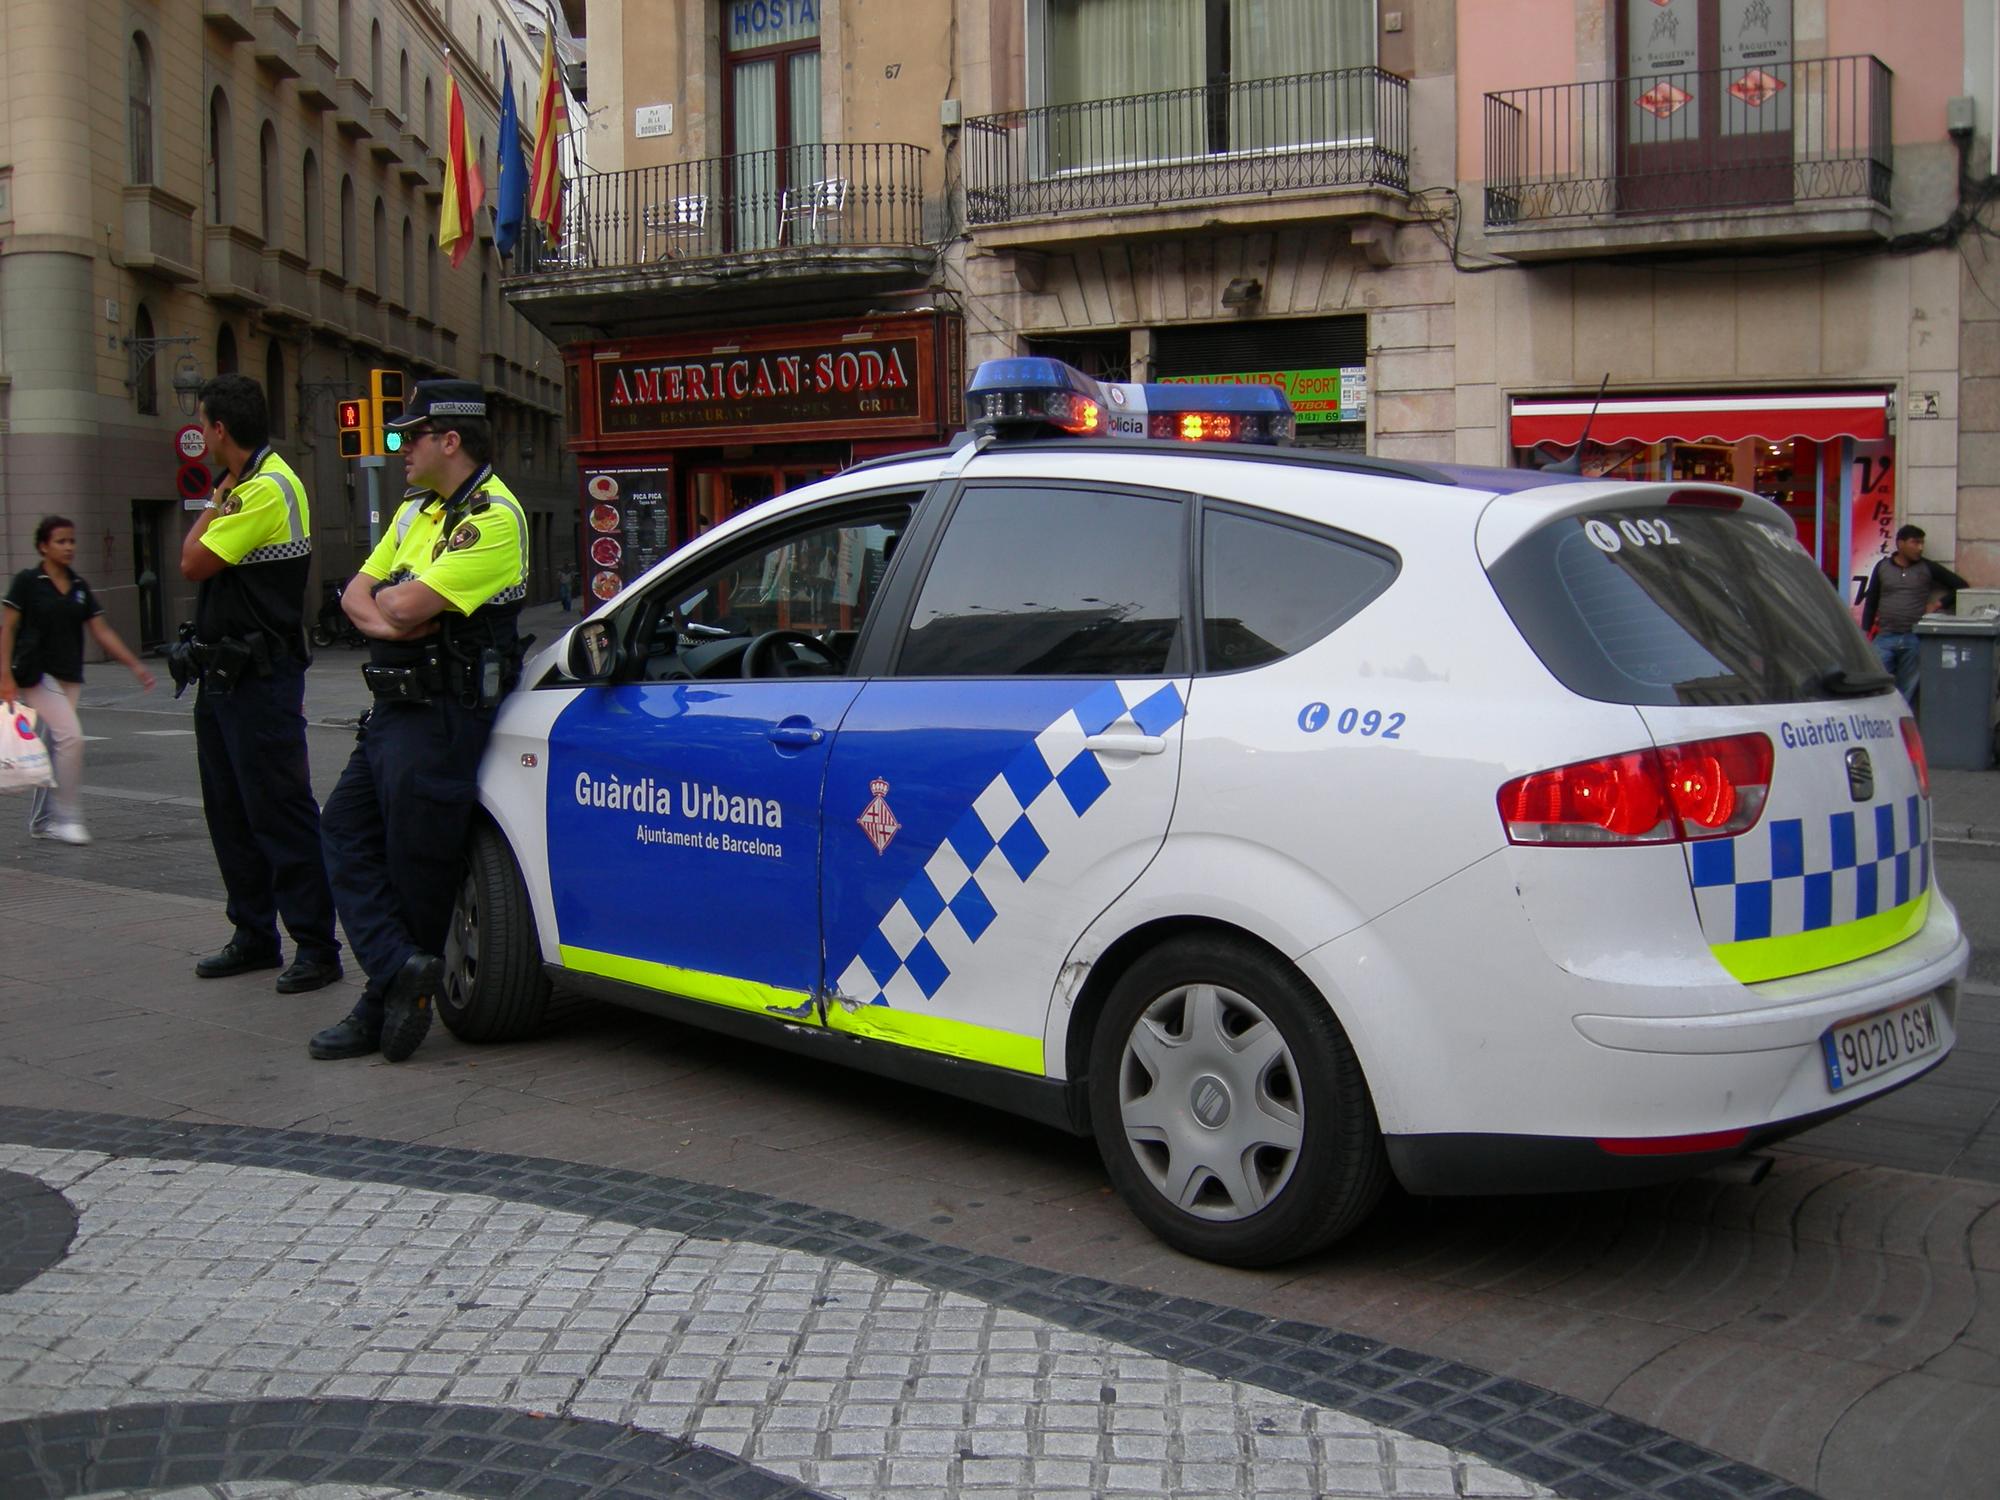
top-left (259, 247), bottom-right (312, 326)
top-left (1482, 54), bottom-right (1892, 259)
top-left (505, 142), bottom-right (931, 336)
top-left (203, 0), bottom-right (253, 42)
top-left (252, 5), bottom-right (299, 79)
top-left (368, 105), bottom-right (405, 163)
top-left (345, 286), bottom-right (383, 348)
top-left (398, 130), bottom-right (431, 188)
top-left (295, 36), bottom-right (337, 110)
top-left (963, 67), bottom-right (1409, 250)
top-left (121, 186), bottom-right (200, 284)
top-left (204, 224), bottom-right (267, 307)
top-left (334, 76), bottom-right (372, 139)
top-left (480, 354), bottom-right (509, 399)
top-left (437, 327), bottom-right (459, 371)
top-left (408, 316), bottom-right (435, 366)
top-left (312, 269), bottom-right (346, 330)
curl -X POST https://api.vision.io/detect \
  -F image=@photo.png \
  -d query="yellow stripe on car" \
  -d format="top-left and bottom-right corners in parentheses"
top-left (1711, 891), bottom-right (1931, 984)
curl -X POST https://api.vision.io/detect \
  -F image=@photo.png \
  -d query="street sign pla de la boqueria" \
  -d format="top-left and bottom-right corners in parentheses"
top-left (595, 332), bottom-right (930, 439)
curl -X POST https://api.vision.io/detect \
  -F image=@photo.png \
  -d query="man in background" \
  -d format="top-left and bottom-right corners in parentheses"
top-left (1861, 524), bottom-right (1968, 706)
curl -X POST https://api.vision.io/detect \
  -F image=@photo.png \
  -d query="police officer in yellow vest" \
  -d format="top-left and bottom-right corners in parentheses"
top-left (310, 380), bottom-right (530, 1062)
top-left (180, 373), bottom-right (343, 994)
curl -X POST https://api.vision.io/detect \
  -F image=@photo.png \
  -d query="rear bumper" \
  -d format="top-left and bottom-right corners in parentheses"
top-left (1385, 1049), bottom-right (1951, 1195)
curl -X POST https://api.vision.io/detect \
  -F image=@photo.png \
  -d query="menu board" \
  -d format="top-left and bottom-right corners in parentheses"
top-left (581, 466), bottom-right (673, 601)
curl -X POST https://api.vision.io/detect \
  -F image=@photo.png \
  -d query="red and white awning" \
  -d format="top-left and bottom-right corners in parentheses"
top-left (1510, 391), bottom-right (1890, 449)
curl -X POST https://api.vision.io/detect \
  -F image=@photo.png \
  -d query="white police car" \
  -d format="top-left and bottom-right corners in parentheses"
top-left (448, 358), bottom-right (1967, 1266)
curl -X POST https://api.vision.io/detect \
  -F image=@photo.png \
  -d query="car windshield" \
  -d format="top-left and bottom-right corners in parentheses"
top-left (1486, 505), bottom-right (1885, 707)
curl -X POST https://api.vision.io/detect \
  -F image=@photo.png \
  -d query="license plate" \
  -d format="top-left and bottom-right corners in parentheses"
top-left (1821, 996), bottom-right (1943, 1092)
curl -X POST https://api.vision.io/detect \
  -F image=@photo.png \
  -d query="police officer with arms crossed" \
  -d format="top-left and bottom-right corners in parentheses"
top-left (179, 374), bottom-right (344, 995)
top-left (310, 380), bottom-right (530, 1062)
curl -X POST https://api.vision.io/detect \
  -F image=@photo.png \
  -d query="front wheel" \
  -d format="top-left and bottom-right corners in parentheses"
top-left (1087, 935), bottom-right (1388, 1266)
top-left (310, 620), bottom-right (338, 648)
top-left (440, 822), bottom-right (557, 1042)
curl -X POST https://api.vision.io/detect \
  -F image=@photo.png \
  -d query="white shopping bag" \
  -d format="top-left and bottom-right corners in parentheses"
top-left (1, 703), bottom-right (57, 792)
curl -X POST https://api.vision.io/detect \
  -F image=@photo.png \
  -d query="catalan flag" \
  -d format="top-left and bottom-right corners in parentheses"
top-left (528, 19), bottom-right (568, 240)
top-left (439, 63), bottom-right (486, 269)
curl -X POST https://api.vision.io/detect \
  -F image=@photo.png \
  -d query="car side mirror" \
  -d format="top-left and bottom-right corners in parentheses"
top-left (561, 619), bottom-right (622, 683)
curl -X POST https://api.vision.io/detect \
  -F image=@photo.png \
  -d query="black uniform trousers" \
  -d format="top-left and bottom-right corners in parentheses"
top-left (321, 692), bottom-right (496, 1024)
top-left (193, 658), bottom-right (341, 964)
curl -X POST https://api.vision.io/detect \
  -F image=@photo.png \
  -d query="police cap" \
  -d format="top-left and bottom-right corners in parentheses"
top-left (386, 378), bottom-right (488, 430)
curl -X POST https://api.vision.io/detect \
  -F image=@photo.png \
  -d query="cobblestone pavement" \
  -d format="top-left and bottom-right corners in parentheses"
top-left (0, 1122), bottom-right (1829, 1500)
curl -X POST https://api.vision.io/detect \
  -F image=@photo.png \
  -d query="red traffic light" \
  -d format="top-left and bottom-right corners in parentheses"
top-left (337, 398), bottom-right (367, 459)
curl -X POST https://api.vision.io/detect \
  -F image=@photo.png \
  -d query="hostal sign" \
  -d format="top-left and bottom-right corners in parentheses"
top-left (599, 334), bottom-right (924, 436)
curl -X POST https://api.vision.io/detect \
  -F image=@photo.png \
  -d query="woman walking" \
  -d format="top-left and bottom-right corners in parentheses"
top-left (1, 515), bottom-right (156, 843)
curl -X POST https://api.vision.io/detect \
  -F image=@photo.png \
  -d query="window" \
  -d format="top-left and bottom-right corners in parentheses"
top-left (636, 502), bottom-right (915, 681)
top-left (337, 0), bottom-right (352, 69)
top-left (373, 196), bottom-right (388, 293)
top-left (1486, 506), bottom-right (1879, 707)
top-left (898, 486), bottom-right (1185, 677)
top-left (132, 304), bottom-right (158, 416)
top-left (216, 322), bottom-right (238, 377)
top-left (302, 151), bottom-right (322, 266)
top-left (259, 122), bottom-right (280, 244)
top-left (424, 77), bottom-right (435, 142)
top-left (128, 34), bottom-right (154, 185)
top-left (1200, 506), bottom-right (1395, 671)
top-left (370, 20), bottom-right (383, 96)
top-left (400, 49), bottom-right (411, 117)
top-left (427, 234), bottom-right (440, 321)
top-left (1043, 0), bottom-right (1376, 166)
top-left (208, 87), bottom-right (233, 224)
top-left (725, 0), bottom-right (821, 251)
top-left (478, 270), bottom-right (491, 348)
top-left (401, 217), bottom-right (415, 309)
top-left (339, 174), bottom-right (356, 279)
top-left (265, 341), bottom-right (288, 438)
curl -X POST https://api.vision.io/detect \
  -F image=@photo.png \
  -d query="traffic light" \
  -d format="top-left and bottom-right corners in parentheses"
top-left (371, 368), bottom-right (407, 453)
top-left (337, 398), bottom-right (368, 459)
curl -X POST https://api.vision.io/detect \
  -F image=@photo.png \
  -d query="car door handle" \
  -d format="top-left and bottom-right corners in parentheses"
top-left (1082, 732), bottom-right (1167, 756)
top-left (768, 724), bottom-right (825, 748)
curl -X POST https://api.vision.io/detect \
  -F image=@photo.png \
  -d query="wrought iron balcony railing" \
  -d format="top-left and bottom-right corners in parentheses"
top-left (514, 142), bottom-right (929, 274)
top-left (963, 66), bottom-right (1408, 224)
top-left (1484, 54), bottom-right (1891, 228)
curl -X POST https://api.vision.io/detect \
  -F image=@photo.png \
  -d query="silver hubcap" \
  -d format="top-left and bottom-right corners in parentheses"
top-left (1117, 984), bottom-right (1304, 1221)
top-left (442, 870), bottom-right (478, 1011)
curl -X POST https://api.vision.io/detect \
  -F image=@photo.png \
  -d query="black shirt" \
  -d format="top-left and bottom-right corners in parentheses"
top-left (4, 565), bottom-right (103, 683)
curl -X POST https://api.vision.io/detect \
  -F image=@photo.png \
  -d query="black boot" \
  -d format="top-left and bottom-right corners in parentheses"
top-left (308, 1010), bottom-right (381, 1060)
top-left (380, 953), bottom-right (442, 1063)
top-left (195, 941), bottom-right (282, 979)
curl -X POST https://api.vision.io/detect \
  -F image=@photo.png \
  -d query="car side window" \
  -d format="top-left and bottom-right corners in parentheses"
top-left (895, 484), bottom-right (1186, 677)
top-left (633, 499), bottom-right (912, 681)
top-left (1200, 504), bottom-right (1397, 672)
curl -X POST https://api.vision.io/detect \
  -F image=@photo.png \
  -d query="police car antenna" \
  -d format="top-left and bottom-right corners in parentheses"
top-left (1540, 372), bottom-right (1609, 475)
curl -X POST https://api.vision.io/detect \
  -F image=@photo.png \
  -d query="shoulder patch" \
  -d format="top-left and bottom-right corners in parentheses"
top-left (214, 493), bottom-right (243, 517)
top-left (448, 520), bottom-right (481, 551)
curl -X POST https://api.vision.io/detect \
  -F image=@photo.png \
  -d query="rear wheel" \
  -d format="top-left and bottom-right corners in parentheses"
top-left (440, 822), bottom-right (557, 1042)
top-left (1087, 935), bottom-right (1387, 1266)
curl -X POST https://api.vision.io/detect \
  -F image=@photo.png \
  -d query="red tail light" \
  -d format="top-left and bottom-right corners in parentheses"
top-left (1900, 718), bottom-right (1930, 797)
top-left (1499, 733), bottom-right (1772, 846)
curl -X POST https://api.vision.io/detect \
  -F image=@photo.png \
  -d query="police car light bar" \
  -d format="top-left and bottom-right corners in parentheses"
top-left (966, 358), bottom-right (1294, 446)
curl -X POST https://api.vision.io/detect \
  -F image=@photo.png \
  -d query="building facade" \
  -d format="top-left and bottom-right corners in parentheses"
top-left (0, 0), bottom-right (574, 653)
top-left (509, 0), bottom-right (1994, 607)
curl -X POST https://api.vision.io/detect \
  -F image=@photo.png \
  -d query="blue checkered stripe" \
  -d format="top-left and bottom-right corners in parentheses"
top-left (832, 680), bottom-right (1188, 1013)
top-left (1690, 797), bottom-right (1931, 944)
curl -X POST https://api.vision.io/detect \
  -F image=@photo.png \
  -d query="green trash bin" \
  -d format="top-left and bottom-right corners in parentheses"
top-left (1914, 615), bottom-right (2000, 770)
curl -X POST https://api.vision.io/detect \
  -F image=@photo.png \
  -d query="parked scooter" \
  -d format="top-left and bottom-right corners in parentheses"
top-left (311, 578), bottom-right (367, 649)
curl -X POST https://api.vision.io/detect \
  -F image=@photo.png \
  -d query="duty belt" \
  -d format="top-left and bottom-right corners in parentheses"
top-left (361, 658), bottom-right (448, 702)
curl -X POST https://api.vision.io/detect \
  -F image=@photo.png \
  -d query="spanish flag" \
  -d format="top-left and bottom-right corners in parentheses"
top-left (528, 22), bottom-right (568, 239)
top-left (439, 64), bottom-right (486, 269)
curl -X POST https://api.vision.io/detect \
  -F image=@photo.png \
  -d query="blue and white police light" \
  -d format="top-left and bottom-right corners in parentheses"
top-left (964, 358), bottom-right (1295, 445)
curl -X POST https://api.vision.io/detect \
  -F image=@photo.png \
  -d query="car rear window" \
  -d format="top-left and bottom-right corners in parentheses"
top-left (1486, 505), bottom-right (1885, 706)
